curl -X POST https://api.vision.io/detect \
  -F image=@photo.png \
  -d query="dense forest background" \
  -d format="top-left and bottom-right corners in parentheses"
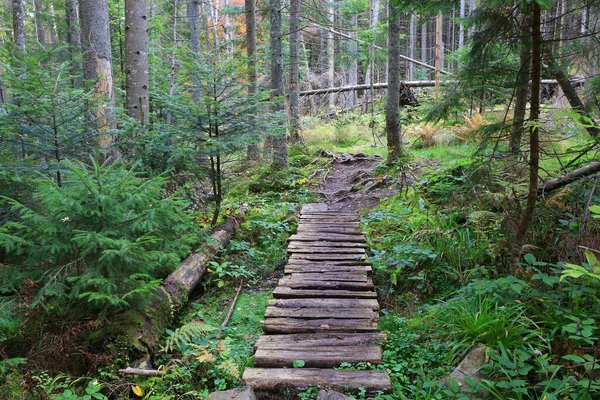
top-left (1, 0), bottom-right (600, 398)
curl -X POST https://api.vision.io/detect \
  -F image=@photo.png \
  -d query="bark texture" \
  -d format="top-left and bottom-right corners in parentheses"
top-left (511, 3), bottom-right (541, 270)
top-left (119, 210), bottom-right (247, 355)
top-left (80, 0), bottom-right (116, 148)
top-left (188, 0), bottom-right (202, 103)
top-left (327, 3), bottom-right (335, 109)
top-left (385, 4), bottom-right (402, 162)
top-left (270, 0), bottom-right (288, 167)
top-left (245, 0), bottom-right (260, 159)
top-left (509, 18), bottom-right (531, 155)
top-left (33, 0), bottom-right (45, 45)
top-left (125, 0), bottom-right (150, 124)
top-left (12, 0), bottom-right (25, 51)
top-left (289, 0), bottom-right (302, 144)
top-left (538, 162), bottom-right (600, 196)
top-left (65, 0), bottom-right (83, 87)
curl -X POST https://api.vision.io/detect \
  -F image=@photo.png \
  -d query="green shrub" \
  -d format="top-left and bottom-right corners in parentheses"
top-left (0, 158), bottom-right (198, 320)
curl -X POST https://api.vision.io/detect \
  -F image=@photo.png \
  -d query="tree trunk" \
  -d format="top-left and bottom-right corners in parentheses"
top-left (545, 52), bottom-right (600, 137)
top-left (166, 0), bottom-right (179, 125)
top-left (409, 13), bottom-right (416, 80)
top-left (245, 0), bottom-right (260, 159)
top-left (386, 2), bottom-right (401, 162)
top-left (80, 0), bottom-right (117, 150)
top-left (33, 0), bottom-right (46, 45)
top-left (364, 0), bottom-right (380, 87)
top-left (511, 3), bottom-right (541, 271)
top-left (65, 0), bottom-right (83, 87)
top-left (289, 0), bottom-right (302, 144)
top-left (118, 210), bottom-right (247, 356)
top-left (327, 2), bottom-right (335, 109)
top-left (509, 18), bottom-right (531, 155)
top-left (435, 12), bottom-right (442, 97)
top-left (125, 0), bottom-right (150, 124)
top-left (347, 15), bottom-right (358, 109)
top-left (421, 16), bottom-right (427, 63)
top-left (459, 0), bottom-right (465, 48)
top-left (188, 0), bottom-right (202, 103)
top-left (12, 0), bottom-right (25, 51)
top-left (270, 0), bottom-right (288, 168)
top-left (538, 162), bottom-right (600, 196)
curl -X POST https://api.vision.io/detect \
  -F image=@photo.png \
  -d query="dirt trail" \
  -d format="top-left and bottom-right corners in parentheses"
top-left (314, 152), bottom-right (398, 212)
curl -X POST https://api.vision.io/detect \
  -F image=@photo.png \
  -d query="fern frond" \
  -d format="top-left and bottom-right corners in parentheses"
top-left (163, 322), bottom-right (215, 353)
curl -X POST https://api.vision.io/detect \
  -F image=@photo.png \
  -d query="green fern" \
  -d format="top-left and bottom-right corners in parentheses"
top-left (162, 321), bottom-right (216, 353)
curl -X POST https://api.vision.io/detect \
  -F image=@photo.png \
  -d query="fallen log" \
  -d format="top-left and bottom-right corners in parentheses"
top-left (119, 367), bottom-right (165, 377)
top-left (117, 206), bottom-right (248, 356)
top-left (538, 162), bottom-right (600, 196)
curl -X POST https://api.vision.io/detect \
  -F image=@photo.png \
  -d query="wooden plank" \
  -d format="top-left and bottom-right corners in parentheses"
top-left (288, 247), bottom-right (366, 254)
top-left (286, 260), bottom-right (371, 266)
top-left (289, 254), bottom-right (366, 261)
top-left (301, 211), bottom-right (358, 216)
top-left (296, 227), bottom-right (362, 235)
top-left (301, 203), bottom-right (329, 213)
top-left (300, 217), bottom-right (359, 222)
top-left (263, 317), bottom-right (377, 333)
top-left (265, 306), bottom-right (376, 319)
top-left (288, 272), bottom-right (369, 282)
top-left (254, 332), bottom-right (386, 349)
top-left (267, 298), bottom-right (379, 309)
top-left (279, 278), bottom-right (374, 291)
top-left (285, 265), bottom-right (372, 274)
top-left (273, 287), bottom-right (377, 299)
top-left (298, 222), bottom-right (360, 227)
top-left (289, 234), bottom-right (366, 242)
top-left (288, 241), bottom-right (367, 248)
top-left (253, 346), bottom-right (382, 368)
top-left (242, 368), bottom-right (392, 393)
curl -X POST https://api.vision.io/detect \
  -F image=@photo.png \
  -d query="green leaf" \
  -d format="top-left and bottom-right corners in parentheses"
top-left (523, 253), bottom-right (536, 264)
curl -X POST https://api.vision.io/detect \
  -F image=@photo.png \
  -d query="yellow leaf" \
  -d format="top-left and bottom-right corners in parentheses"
top-left (132, 385), bottom-right (143, 397)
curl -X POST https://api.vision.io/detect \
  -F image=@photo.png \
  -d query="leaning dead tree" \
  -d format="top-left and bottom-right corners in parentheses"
top-left (538, 161), bottom-right (600, 196)
top-left (118, 207), bottom-right (248, 356)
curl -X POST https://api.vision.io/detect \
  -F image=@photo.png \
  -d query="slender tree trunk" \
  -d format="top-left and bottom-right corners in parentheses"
top-left (125, 0), bottom-right (150, 124)
top-left (421, 16), bottom-right (427, 63)
top-left (459, 0), bottom-right (465, 48)
top-left (409, 12), bottom-right (416, 80)
top-left (364, 0), bottom-right (380, 91)
top-left (435, 12), bottom-right (442, 97)
top-left (33, 0), bottom-right (46, 45)
top-left (468, 0), bottom-right (475, 37)
top-left (348, 14), bottom-right (358, 109)
top-left (211, 0), bottom-right (220, 52)
top-left (511, 3), bottom-right (541, 271)
top-left (386, 1), bottom-right (401, 162)
top-left (80, 0), bottom-right (116, 150)
top-left (327, 2), bottom-right (335, 109)
top-left (48, 2), bottom-right (58, 44)
top-left (12, 0), bottom-right (25, 51)
top-left (270, 0), bottom-right (288, 168)
top-left (509, 18), bottom-right (531, 155)
top-left (166, 0), bottom-right (179, 125)
top-left (245, 0), bottom-right (260, 159)
top-left (289, 0), bottom-right (302, 144)
top-left (188, 0), bottom-right (202, 103)
top-left (65, 0), bottom-right (83, 87)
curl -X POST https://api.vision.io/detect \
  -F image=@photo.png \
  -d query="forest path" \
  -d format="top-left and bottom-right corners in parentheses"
top-left (242, 203), bottom-right (391, 395)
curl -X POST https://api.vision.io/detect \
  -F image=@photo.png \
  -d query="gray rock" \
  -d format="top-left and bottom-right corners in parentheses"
top-left (205, 386), bottom-right (256, 400)
top-left (317, 389), bottom-right (355, 400)
top-left (441, 343), bottom-right (487, 397)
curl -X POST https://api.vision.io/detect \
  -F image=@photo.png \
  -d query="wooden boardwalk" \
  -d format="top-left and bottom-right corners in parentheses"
top-left (243, 204), bottom-right (391, 394)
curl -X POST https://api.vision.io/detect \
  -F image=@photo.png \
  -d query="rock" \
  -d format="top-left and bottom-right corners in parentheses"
top-left (317, 389), bottom-right (355, 400)
top-left (441, 343), bottom-right (487, 397)
top-left (206, 386), bottom-right (256, 400)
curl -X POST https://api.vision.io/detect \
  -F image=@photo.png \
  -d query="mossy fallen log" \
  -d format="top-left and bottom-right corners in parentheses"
top-left (116, 207), bottom-right (248, 356)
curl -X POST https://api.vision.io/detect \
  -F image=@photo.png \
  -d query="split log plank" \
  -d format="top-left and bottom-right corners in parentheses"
top-left (279, 278), bottom-right (374, 291)
top-left (296, 227), bottom-right (363, 235)
top-left (289, 234), bottom-right (366, 242)
top-left (254, 332), bottom-right (386, 349)
top-left (287, 272), bottom-right (369, 282)
top-left (288, 247), bottom-right (366, 254)
top-left (273, 287), bottom-right (377, 299)
top-left (290, 254), bottom-right (366, 261)
top-left (288, 242), bottom-right (366, 249)
top-left (265, 306), bottom-right (376, 319)
top-left (242, 368), bottom-right (392, 393)
top-left (284, 265), bottom-right (372, 275)
top-left (254, 346), bottom-right (382, 368)
top-left (263, 317), bottom-right (377, 333)
top-left (267, 298), bottom-right (379, 310)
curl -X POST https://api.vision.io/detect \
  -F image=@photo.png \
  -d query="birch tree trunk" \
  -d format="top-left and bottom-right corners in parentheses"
top-left (289, 0), bottom-right (302, 144)
top-left (459, 0), bottom-right (465, 48)
top-left (188, 0), bottom-right (202, 103)
top-left (33, 0), bottom-right (46, 45)
top-left (80, 0), bottom-right (117, 150)
top-left (421, 17), bottom-right (427, 63)
top-left (364, 0), bottom-right (380, 86)
top-left (166, 0), bottom-right (179, 125)
top-left (125, 0), bottom-right (150, 124)
top-left (409, 13), bottom-right (416, 80)
top-left (270, 0), bottom-right (288, 167)
top-left (348, 14), bottom-right (358, 109)
top-left (386, 1), bottom-right (401, 162)
top-left (12, 0), bottom-right (25, 51)
top-left (48, 2), bottom-right (58, 44)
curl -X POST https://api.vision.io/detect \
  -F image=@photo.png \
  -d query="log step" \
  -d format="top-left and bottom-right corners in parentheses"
top-left (242, 368), bottom-right (392, 393)
top-left (263, 317), bottom-right (377, 333)
top-left (288, 241), bottom-right (367, 248)
top-left (288, 247), bottom-right (366, 254)
top-left (265, 306), bottom-right (377, 319)
top-left (267, 298), bottom-right (380, 310)
top-left (289, 234), bottom-right (366, 243)
top-left (287, 272), bottom-right (369, 282)
top-left (279, 278), bottom-right (374, 291)
top-left (273, 286), bottom-right (378, 299)
top-left (289, 254), bottom-right (367, 261)
top-left (284, 264), bottom-right (372, 274)
top-left (254, 346), bottom-right (382, 368)
top-left (254, 332), bottom-right (386, 350)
